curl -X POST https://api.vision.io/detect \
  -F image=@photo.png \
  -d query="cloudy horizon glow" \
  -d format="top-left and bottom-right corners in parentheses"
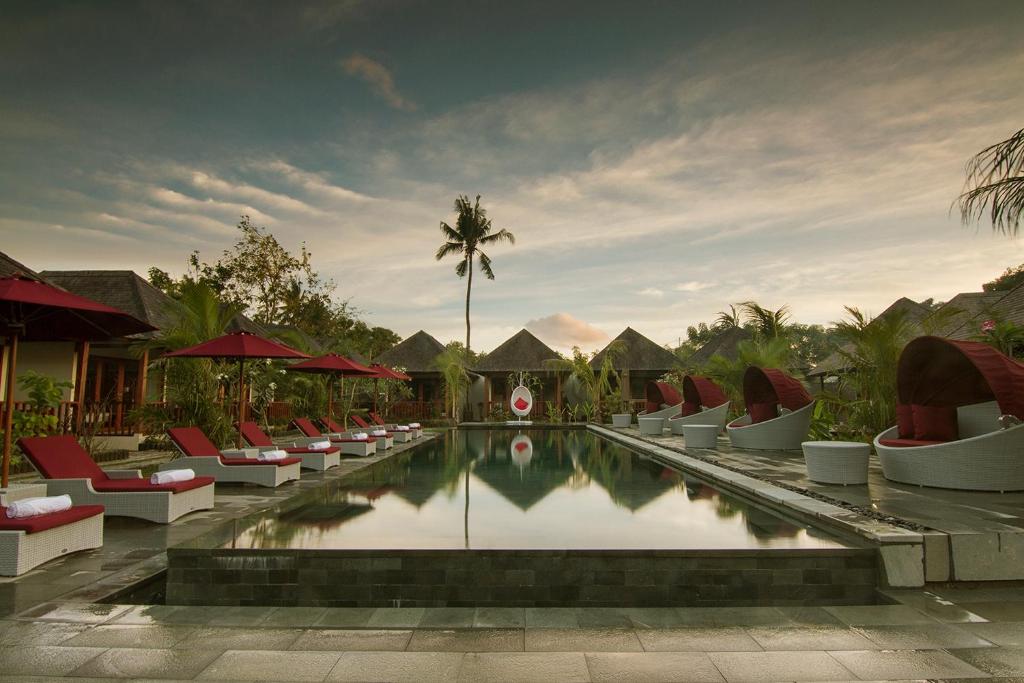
top-left (2, 1), bottom-right (1023, 353)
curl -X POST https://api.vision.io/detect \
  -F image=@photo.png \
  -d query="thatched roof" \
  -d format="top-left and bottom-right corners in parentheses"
top-left (474, 329), bottom-right (559, 373)
top-left (991, 281), bottom-right (1024, 328)
top-left (374, 330), bottom-right (446, 374)
top-left (225, 310), bottom-right (267, 336)
top-left (41, 269), bottom-right (180, 337)
top-left (687, 327), bottom-right (752, 368)
top-left (809, 297), bottom-right (933, 377)
top-left (926, 291), bottom-right (1003, 340)
top-left (0, 251), bottom-right (41, 279)
top-left (590, 327), bottom-right (678, 372)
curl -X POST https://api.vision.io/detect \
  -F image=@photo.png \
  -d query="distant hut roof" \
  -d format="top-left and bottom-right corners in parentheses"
top-left (474, 329), bottom-right (559, 373)
top-left (981, 281), bottom-right (1024, 332)
top-left (809, 297), bottom-right (934, 377)
top-left (926, 291), bottom-right (1003, 340)
top-left (225, 310), bottom-right (267, 336)
top-left (688, 327), bottom-right (752, 368)
top-left (374, 330), bottom-right (447, 374)
top-left (40, 269), bottom-right (180, 337)
top-left (0, 251), bottom-right (42, 280)
top-left (590, 327), bottom-right (678, 372)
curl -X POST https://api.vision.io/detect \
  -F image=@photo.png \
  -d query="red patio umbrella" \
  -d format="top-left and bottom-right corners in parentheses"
top-left (1, 275), bottom-right (156, 486)
top-left (366, 363), bottom-right (411, 415)
top-left (287, 353), bottom-right (375, 426)
top-left (162, 330), bottom-right (308, 447)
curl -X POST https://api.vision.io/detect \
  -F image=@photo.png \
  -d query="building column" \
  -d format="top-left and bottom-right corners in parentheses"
top-left (114, 361), bottom-right (125, 432)
top-left (73, 341), bottom-right (90, 432)
top-left (134, 349), bottom-right (149, 432)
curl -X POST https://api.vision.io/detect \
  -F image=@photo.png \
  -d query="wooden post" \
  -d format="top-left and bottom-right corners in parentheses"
top-left (2, 333), bottom-right (19, 488)
top-left (114, 361), bottom-right (125, 432)
top-left (134, 349), bottom-right (148, 432)
top-left (555, 372), bottom-right (563, 410)
top-left (92, 360), bottom-right (103, 402)
top-left (74, 341), bottom-right (90, 433)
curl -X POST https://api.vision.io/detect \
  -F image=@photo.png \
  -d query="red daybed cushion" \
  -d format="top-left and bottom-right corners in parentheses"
top-left (679, 401), bottom-right (699, 417)
top-left (514, 397), bottom-right (530, 411)
top-left (895, 404), bottom-right (915, 439)
top-left (347, 416), bottom-right (369, 430)
top-left (92, 477), bottom-right (215, 494)
top-left (237, 421), bottom-right (273, 447)
top-left (878, 438), bottom-right (946, 448)
top-left (219, 457), bottom-right (302, 467)
top-left (16, 435), bottom-right (107, 481)
top-left (283, 446), bottom-right (340, 455)
top-left (167, 427), bottom-right (223, 458)
top-left (0, 504), bottom-right (104, 534)
top-left (749, 402), bottom-right (778, 424)
top-left (911, 404), bottom-right (958, 442)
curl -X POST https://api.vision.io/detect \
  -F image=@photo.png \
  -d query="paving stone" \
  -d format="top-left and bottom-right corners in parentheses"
top-left (624, 608), bottom-right (691, 629)
top-left (365, 608), bottom-right (425, 628)
top-left (458, 652), bottom-right (588, 682)
top-left (824, 604), bottom-right (938, 625)
top-left (882, 589), bottom-right (990, 623)
top-left (316, 607), bottom-right (376, 628)
top-left (474, 607), bottom-right (526, 628)
top-left (328, 651), bottom-right (464, 682)
top-left (746, 626), bottom-right (876, 651)
top-left (17, 602), bottom-right (130, 624)
top-left (676, 607), bottom-right (790, 627)
top-left (951, 647), bottom-right (1024, 677)
top-left (964, 622), bottom-right (1024, 648)
top-left (62, 624), bottom-right (196, 649)
top-left (525, 627), bottom-right (643, 651)
top-left (856, 623), bottom-right (997, 649)
top-left (198, 649), bottom-right (343, 680)
top-left (586, 652), bottom-right (726, 682)
top-left (261, 607), bottom-right (329, 628)
top-left (772, 607), bottom-right (842, 626)
top-left (206, 606), bottom-right (276, 626)
top-left (419, 607), bottom-right (476, 628)
top-left (0, 620), bottom-right (90, 645)
top-left (708, 650), bottom-right (855, 682)
top-left (109, 605), bottom-right (184, 625)
top-left (289, 628), bottom-right (412, 651)
top-left (636, 627), bottom-right (762, 652)
top-left (408, 628), bottom-right (524, 652)
top-left (174, 626), bottom-right (302, 651)
top-left (0, 645), bottom-right (106, 676)
top-left (960, 602), bottom-right (1024, 622)
top-left (829, 648), bottom-right (991, 680)
top-left (525, 607), bottom-right (578, 628)
top-left (69, 646), bottom-right (223, 679)
top-left (577, 608), bottom-right (632, 628)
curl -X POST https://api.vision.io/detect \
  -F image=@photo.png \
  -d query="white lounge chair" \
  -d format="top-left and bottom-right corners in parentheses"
top-left (291, 418), bottom-right (377, 456)
top-left (0, 489), bottom-right (104, 576)
top-left (634, 380), bottom-right (683, 427)
top-left (166, 427), bottom-right (302, 488)
top-left (727, 367), bottom-right (815, 451)
top-left (668, 375), bottom-right (731, 435)
top-left (237, 421), bottom-right (342, 471)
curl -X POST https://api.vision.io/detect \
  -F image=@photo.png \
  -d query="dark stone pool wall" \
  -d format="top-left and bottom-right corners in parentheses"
top-left (165, 548), bottom-right (878, 607)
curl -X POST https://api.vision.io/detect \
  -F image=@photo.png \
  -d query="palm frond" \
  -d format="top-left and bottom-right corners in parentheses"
top-left (958, 128), bottom-right (1024, 236)
top-left (480, 227), bottom-right (516, 245)
top-left (477, 251), bottom-right (495, 279)
top-left (439, 221), bottom-right (462, 242)
top-left (435, 241), bottom-right (464, 261)
top-left (454, 257), bottom-right (468, 278)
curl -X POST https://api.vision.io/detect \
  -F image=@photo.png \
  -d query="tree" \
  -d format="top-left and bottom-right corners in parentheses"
top-left (435, 195), bottom-right (515, 353)
top-left (958, 127), bottom-right (1024, 236)
top-left (703, 336), bottom-right (794, 413)
top-left (714, 305), bottom-right (742, 330)
top-left (740, 301), bottom-right (791, 339)
top-left (543, 341), bottom-right (625, 417)
top-left (435, 346), bottom-right (471, 423)
top-left (983, 263), bottom-right (1024, 292)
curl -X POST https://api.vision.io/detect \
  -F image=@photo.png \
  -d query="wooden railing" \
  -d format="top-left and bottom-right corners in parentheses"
top-left (0, 400), bottom-right (137, 436)
top-left (389, 400), bottom-right (445, 421)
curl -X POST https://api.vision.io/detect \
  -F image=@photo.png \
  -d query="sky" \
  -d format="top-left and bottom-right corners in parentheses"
top-left (2, 0), bottom-right (1023, 354)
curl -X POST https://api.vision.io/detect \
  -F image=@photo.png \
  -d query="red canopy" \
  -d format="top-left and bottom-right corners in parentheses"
top-left (162, 330), bottom-right (308, 360)
top-left (743, 367), bottom-right (811, 414)
top-left (683, 375), bottom-right (728, 409)
top-left (0, 275), bottom-right (155, 340)
top-left (645, 381), bottom-right (682, 414)
top-left (289, 353), bottom-right (375, 376)
top-left (897, 335), bottom-right (1024, 418)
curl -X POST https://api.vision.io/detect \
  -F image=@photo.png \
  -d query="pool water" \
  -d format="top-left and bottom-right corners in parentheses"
top-left (226, 430), bottom-right (847, 551)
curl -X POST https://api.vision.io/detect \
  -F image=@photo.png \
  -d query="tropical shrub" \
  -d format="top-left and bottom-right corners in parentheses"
top-left (1, 371), bottom-right (73, 465)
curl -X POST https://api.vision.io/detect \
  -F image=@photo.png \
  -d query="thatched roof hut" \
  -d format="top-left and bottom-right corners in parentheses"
top-left (590, 327), bottom-right (678, 372)
top-left (928, 291), bottom-right (1003, 340)
top-left (687, 327), bottom-right (752, 368)
top-left (374, 330), bottom-right (446, 374)
top-left (474, 329), bottom-right (559, 374)
top-left (0, 251), bottom-right (41, 279)
top-left (41, 270), bottom-right (180, 338)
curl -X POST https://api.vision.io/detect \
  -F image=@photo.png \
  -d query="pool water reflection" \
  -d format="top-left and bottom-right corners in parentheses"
top-left (227, 430), bottom-right (847, 550)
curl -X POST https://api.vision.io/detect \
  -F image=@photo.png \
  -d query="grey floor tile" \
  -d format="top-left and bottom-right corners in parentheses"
top-left (69, 647), bottom-right (223, 679)
top-left (577, 608), bottom-right (633, 628)
top-left (525, 607), bottom-right (579, 628)
top-left (408, 628), bottom-right (524, 652)
top-left (709, 650), bottom-right (855, 682)
top-left (961, 602), bottom-right (1024, 622)
top-left (328, 651), bottom-right (464, 682)
top-left (746, 626), bottom-right (876, 651)
top-left (637, 627), bottom-right (762, 652)
top-left (419, 607), bottom-right (476, 628)
top-left (0, 645), bottom-right (107, 677)
top-left (109, 605), bottom-right (184, 625)
top-left (625, 608), bottom-right (690, 629)
top-left (882, 590), bottom-right (990, 623)
top-left (829, 648), bottom-right (990, 680)
top-left (62, 624), bottom-right (196, 649)
top-left (364, 608), bottom-right (425, 628)
top-left (290, 629), bottom-right (413, 651)
top-left (526, 627), bottom-right (643, 652)
top-left (198, 649), bottom-right (343, 681)
top-left (856, 623), bottom-right (997, 649)
top-left (458, 652), bottom-right (589, 683)
top-left (824, 604), bottom-right (939, 626)
top-left (474, 607), bottom-right (526, 628)
top-left (158, 606), bottom-right (222, 625)
top-left (964, 622), bottom-right (1024, 648)
top-left (206, 606), bottom-right (276, 626)
top-left (174, 626), bottom-right (302, 651)
top-left (261, 607), bottom-right (329, 628)
top-left (586, 652), bottom-right (726, 682)
top-left (951, 647), bottom-right (1024, 677)
top-left (17, 602), bottom-right (130, 624)
top-left (676, 607), bottom-right (790, 628)
top-left (773, 607), bottom-right (843, 626)
top-left (315, 607), bottom-right (376, 628)
top-left (0, 619), bottom-right (90, 646)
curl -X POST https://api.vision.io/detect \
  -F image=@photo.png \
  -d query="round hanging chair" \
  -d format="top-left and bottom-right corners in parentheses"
top-left (510, 385), bottom-right (533, 418)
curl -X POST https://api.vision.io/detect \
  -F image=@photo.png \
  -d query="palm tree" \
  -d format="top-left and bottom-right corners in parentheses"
top-left (435, 195), bottom-right (515, 352)
top-left (434, 346), bottom-right (471, 423)
top-left (544, 341), bottom-right (626, 417)
top-left (740, 302), bottom-right (790, 339)
top-left (958, 127), bottom-right (1024, 236)
top-left (714, 305), bottom-right (742, 330)
top-left (703, 336), bottom-right (793, 412)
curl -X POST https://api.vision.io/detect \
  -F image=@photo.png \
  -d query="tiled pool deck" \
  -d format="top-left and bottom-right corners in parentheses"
top-left (1, 427), bottom-right (1024, 680)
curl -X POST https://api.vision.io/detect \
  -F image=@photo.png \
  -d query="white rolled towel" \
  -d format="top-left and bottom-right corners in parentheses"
top-left (371, 429), bottom-right (388, 437)
top-left (308, 440), bottom-right (332, 450)
top-left (257, 450), bottom-right (287, 461)
top-left (6, 494), bottom-right (73, 518)
top-left (351, 432), bottom-right (369, 441)
top-left (395, 425), bottom-right (410, 431)
top-left (409, 423), bottom-right (421, 429)
top-left (151, 469), bottom-right (196, 485)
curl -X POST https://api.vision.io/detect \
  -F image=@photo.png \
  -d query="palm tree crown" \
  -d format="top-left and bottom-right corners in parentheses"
top-left (959, 127), bottom-right (1024, 236)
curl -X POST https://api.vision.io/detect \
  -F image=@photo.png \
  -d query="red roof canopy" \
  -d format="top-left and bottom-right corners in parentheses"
top-left (289, 353), bottom-right (375, 376)
top-left (0, 275), bottom-right (155, 340)
top-left (743, 367), bottom-right (811, 413)
top-left (369, 364), bottom-right (411, 381)
top-left (645, 381), bottom-right (682, 414)
top-left (162, 330), bottom-right (308, 360)
top-left (897, 335), bottom-right (1024, 418)
top-left (683, 375), bottom-right (728, 409)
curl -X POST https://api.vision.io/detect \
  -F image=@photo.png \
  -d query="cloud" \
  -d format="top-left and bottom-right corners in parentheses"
top-left (256, 160), bottom-right (374, 204)
top-left (524, 313), bottom-right (610, 352)
top-left (675, 281), bottom-right (711, 292)
top-left (341, 53), bottom-right (416, 111)
top-left (639, 287), bottom-right (664, 298)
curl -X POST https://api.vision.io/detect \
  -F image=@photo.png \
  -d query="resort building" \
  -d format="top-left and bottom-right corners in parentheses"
top-left (473, 328), bottom-right (562, 419)
top-left (685, 326), bottom-right (752, 369)
top-left (591, 327), bottom-right (680, 410)
top-left (373, 330), bottom-right (448, 418)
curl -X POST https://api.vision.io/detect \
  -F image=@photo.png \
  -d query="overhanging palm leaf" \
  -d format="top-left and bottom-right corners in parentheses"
top-left (958, 127), bottom-right (1024, 236)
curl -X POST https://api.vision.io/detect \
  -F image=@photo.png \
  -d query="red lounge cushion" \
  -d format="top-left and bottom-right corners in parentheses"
top-left (514, 397), bottom-right (530, 411)
top-left (219, 457), bottom-right (302, 467)
top-left (348, 416), bottom-right (370, 429)
top-left (0, 504), bottom-right (104, 534)
top-left (878, 438), bottom-right (946, 448)
top-left (291, 418), bottom-right (322, 437)
top-left (331, 437), bottom-right (377, 444)
top-left (16, 435), bottom-right (108, 481)
top-left (895, 404), bottom-right (914, 439)
top-left (167, 427), bottom-right (222, 458)
top-left (749, 402), bottom-right (778, 424)
top-left (92, 477), bottom-right (215, 494)
top-left (680, 401), bottom-right (699, 417)
top-left (912, 404), bottom-right (958, 442)
top-left (238, 421), bottom-right (273, 448)
top-left (283, 446), bottom-right (340, 455)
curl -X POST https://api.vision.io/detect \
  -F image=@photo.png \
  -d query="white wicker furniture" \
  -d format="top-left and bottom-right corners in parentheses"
top-left (636, 403), bottom-right (682, 424)
top-left (682, 424), bottom-right (719, 449)
top-left (167, 427), bottom-right (302, 488)
top-left (611, 414), bottom-right (632, 428)
top-left (638, 417), bottom-right (666, 436)
top-left (342, 416), bottom-right (408, 444)
top-left (0, 505), bottom-right (104, 576)
top-left (669, 402), bottom-right (731, 435)
top-left (727, 367), bottom-right (815, 451)
top-left (728, 402), bottom-right (816, 451)
top-left (18, 435), bottom-right (216, 524)
top-left (802, 441), bottom-right (870, 485)
top-left (237, 421), bottom-right (341, 471)
top-left (370, 412), bottom-right (423, 439)
top-left (291, 418), bottom-right (378, 456)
